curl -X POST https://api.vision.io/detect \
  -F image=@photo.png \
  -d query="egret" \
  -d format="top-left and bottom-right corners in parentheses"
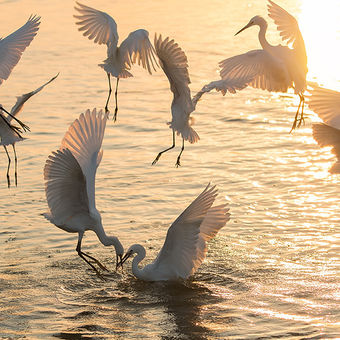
top-left (0, 74), bottom-right (58, 187)
top-left (74, 2), bottom-right (158, 121)
top-left (43, 109), bottom-right (124, 275)
top-left (0, 15), bottom-right (40, 132)
top-left (308, 84), bottom-right (340, 174)
top-left (119, 184), bottom-right (230, 281)
top-left (219, 0), bottom-right (307, 132)
top-left (152, 35), bottom-right (250, 167)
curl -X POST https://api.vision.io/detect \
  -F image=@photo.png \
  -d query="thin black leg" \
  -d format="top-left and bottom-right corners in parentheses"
top-left (105, 73), bottom-right (112, 114)
top-left (113, 78), bottom-right (119, 122)
top-left (152, 130), bottom-right (176, 165)
top-left (12, 144), bottom-right (17, 187)
top-left (76, 238), bottom-right (109, 273)
top-left (175, 138), bottom-right (185, 167)
top-left (3, 146), bottom-right (11, 188)
top-left (289, 95), bottom-right (303, 133)
top-left (297, 94), bottom-right (305, 128)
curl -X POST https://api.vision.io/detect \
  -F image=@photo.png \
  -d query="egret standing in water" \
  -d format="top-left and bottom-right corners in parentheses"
top-left (219, 0), bottom-right (307, 132)
top-left (44, 109), bottom-right (124, 275)
top-left (0, 15), bottom-right (40, 132)
top-left (308, 84), bottom-right (340, 174)
top-left (74, 2), bottom-right (158, 121)
top-left (0, 74), bottom-right (58, 187)
top-left (119, 184), bottom-right (230, 281)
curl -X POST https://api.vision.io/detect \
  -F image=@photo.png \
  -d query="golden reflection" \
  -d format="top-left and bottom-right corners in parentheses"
top-left (299, 0), bottom-right (340, 87)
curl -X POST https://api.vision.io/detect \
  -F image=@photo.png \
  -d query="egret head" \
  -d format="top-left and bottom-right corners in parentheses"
top-left (118, 244), bottom-right (145, 267)
top-left (111, 237), bottom-right (124, 269)
top-left (235, 16), bottom-right (267, 36)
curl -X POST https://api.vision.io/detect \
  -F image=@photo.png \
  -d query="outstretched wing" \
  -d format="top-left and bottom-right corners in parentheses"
top-left (312, 123), bottom-right (340, 174)
top-left (119, 29), bottom-right (158, 75)
top-left (60, 109), bottom-right (108, 213)
top-left (44, 148), bottom-right (90, 226)
top-left (307, 85), bottom-right (340, 129)
top-left (0, 15), bottom-right (40, 84)
top-left (219, 49), bottom-right (292, 93)
top-left (9, 73), bottom-right (59, 119)
top-left (267, 0), bottom-right (306, 64)
top-left (152, 184), bottom-right (229, 279)
top-left (192, 76), bottom-right (254, 106)
top-left (74, 2), bottom-right (118, 49)
top-left (154, 34), bottom-right (193, 111)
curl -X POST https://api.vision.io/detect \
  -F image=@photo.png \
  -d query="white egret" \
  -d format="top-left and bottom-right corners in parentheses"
top-left (0, 15), bottom-right (40, 132)
top-left (43, 109), bottom-right (124, 275)
top-left (219, 0), bottom-right (307, 132)
top-left (152, 34), bottom-right (250, 167)
top-left (0, 73), bottom-right (58, 187)
top-left (308, 84), bottom-right (340, 174)
top-left (74, 2), bottom-right (158, 121)
top-left (119, 184), bottom-right (230, 281)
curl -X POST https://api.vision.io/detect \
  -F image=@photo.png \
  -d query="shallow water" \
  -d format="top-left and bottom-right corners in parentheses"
top-left (0, 0), bottom-right (339, 338)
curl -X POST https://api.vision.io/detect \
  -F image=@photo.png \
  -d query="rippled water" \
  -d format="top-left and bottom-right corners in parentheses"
top-left (0, 0), bottom-right (339, 338)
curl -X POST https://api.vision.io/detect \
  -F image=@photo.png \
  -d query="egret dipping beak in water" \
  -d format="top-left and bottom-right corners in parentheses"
top-left (118, 184), bottom-right (230, 282)
top-left (74, 2), bottom-right (158, 121)
top-left (0, 74), bottom-right (58, 187)
top-left (219, 0), bottom-right (308, 132)
top-left (44, 109), bottom-right (124, 276)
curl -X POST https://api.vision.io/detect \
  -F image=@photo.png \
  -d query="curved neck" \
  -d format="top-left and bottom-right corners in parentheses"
top-left (132, 247), bottom-right (147, 280)
top-left (258, 22), bottom-right (271, 50)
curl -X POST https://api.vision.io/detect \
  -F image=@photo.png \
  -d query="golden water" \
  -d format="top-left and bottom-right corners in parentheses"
top-left (0, 0), bottom-right (339, 338)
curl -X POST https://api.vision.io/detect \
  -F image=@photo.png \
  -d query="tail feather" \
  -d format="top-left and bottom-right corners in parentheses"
top-left (175, 124), bottom-right (199, 144)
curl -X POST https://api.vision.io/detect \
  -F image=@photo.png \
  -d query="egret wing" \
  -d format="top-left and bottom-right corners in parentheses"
top-left (60, 109), bottom-right (108, 213)
top-left (9, 73), bottom-right (59, 119)
top-left (267, 1), bottom-right (305, 48)
top-left (219, 49), bottom-right (291, 92)
top-left (312, 123), bottom-right (340, 173)
top-left (44, 148), bottom-right (90, 226)
top-left (74, 2), bottom-right (118, 48)
top-left (154, 34), bottom-right (193, 111)
top-left (152, 184), bottom-right (227, 279)
top-left (0, 15), bottom-right (40, 84)
top-left (119, 29), bottom-right (158, 75)
top-left (308, 85), bottom-right (340, 129)
top-left (192, 75), bottom-right (254, 106)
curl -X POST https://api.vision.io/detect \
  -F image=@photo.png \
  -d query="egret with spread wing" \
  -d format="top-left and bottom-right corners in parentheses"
top-left (308, 85), bottom-right (340, 174)
top-left (0, 74), bottom-right (58, 187)
top-left (0, 15), bottom-right (40, 132)
top-left (153, 34), bottom-right (255, 167)
top-left (44, 109), bottom-right (124, 276)
top-left (74, 2), bottom-right (158, 121)
top-left (219, 0), bottom-right (307, 132)
top-left (119, 184), bottom-right (230, 281)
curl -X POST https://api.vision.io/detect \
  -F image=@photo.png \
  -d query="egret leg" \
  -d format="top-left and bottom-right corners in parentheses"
top-left (113, 78), bottom-right (119, 122)
top-left (175, 138), bottom-right (185, 168)
top-left (289, 95), bottom-right (303, 133)
top-left (76, 235), bottom-right (109, 273)
top-left (3, 146), bottom-right (11, 188)
top-left (152, 130), bottom-right (176, 165)
top-left (12, 144), bottom-right (18, 187)
top-left (105, 73), bottom-right (112, 115)
top-left (0, 106), bottom-right (30, 132)
top-left (297, 94), bottom-right (305, 128)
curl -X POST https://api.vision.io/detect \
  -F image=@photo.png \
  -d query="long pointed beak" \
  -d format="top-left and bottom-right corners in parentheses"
top-left (235, 22), bottom-right (251, 36)
top-left (115, 254), bottom-right (123, 270)
top-left (118, 251), bottom-right (132, 268)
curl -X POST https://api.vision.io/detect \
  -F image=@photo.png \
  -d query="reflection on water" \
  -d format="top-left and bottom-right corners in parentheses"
top-left (0, 0), bottom-right (339, 338)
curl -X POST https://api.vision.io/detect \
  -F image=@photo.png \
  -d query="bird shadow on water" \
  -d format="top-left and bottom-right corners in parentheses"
top-left (53, 270), bottom-right (226, 340)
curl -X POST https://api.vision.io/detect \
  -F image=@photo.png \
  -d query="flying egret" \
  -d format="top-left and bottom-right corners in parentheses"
top-left (308, 84), bottom-right (340, 174)
top-left (43, 109), bottom-right (124, 275)
top-left (152, 34), bottom-right (252, 167)
top-left (219, 0), bottom-right (307, 132)
top-left (0, 15), bottom-right (40, 132)
top-left (74, 2), bottom-right (158, 121)
top-left (119, 184), bottom-right (230, 281)
top-left (0, 74), bottom-right (58, 187)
